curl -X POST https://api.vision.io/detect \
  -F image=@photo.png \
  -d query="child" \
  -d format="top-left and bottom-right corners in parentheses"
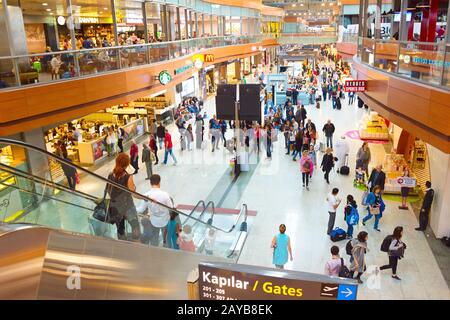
top-left (205, 228), bottom-right (216, 255)
top-left (178, 224), bottom-right (196, 252)
top-left (166, 211), bottom-right (181, 249)
top-left (354, 166), bottom-right (365, 187)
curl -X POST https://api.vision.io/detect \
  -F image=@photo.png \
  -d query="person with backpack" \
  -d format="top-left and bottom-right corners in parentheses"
top-left (326, 188), bottom-right (342, 235)
top-left (349, 231), bottom-right (368, 284)
top-left (344, 195), bottom-right (358, 239)
top-left (362, 185), bottom-right (385, 232)
top-left (324, 245), bottom-right (343, 277)
top-left (380, 226), bottom-right (406, 281)
top-left (271, 224), bottom-right (293, 269)
top-left (300, 150), bottom-right (314, 190)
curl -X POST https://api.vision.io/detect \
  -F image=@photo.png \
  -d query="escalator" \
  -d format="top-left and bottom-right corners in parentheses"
top-left (0, 138), bottom-right (249, 299)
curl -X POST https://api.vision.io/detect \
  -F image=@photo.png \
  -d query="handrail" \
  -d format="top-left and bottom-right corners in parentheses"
top-left (0, 163), bottom-right (98, 202)
top-left (0, 138), bottom-right (244, 234)
top-left (189, 200), bottom-right (216, 229)
top-left (226, 204), bottom-right (248, 259)
top-left (0, 35), bottom-right (262, 60)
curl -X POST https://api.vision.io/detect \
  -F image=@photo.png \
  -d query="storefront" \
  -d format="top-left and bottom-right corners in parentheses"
top-left (42, 91), bottom-right (178, 172)
top-left (0, 142), bottom-right (33, 222)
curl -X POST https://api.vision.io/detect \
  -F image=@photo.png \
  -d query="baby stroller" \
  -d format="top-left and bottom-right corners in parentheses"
top-left (353, 158), bottom-right (366, 188)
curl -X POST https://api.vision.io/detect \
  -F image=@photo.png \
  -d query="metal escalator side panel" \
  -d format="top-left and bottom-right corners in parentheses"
top-left (0, 226), bottom-right (50, 299)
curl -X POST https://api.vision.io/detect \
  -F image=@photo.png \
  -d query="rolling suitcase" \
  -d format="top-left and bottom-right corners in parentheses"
top-left (340, 155), bottom-right (350, 175)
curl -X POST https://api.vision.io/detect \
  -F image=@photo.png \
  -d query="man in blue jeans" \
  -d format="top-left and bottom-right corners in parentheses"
top-left (322, 120), bottom-right (335, 149)
top-left (163, 129), bottom-right (177, 165)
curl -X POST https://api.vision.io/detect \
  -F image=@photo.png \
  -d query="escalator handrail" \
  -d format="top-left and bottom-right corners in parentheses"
top-left (0, 179), bottom-right (95, 213)
top-left (189, 200), bottom-right (215, 229)
top-left (226, 204), bottom-right (248, 259)
top-left (0, 138), bottom-right (244, 234)
top-left (0, 163), bottom-right (99, 202)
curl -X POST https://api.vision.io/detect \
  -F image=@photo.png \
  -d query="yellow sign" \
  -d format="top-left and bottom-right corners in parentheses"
top-left (192, 54), bottom-right (215, 63)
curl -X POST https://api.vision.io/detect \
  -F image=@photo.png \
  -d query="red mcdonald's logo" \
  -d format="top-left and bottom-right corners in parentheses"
top-left (204, 54), bottom-right (215, 63)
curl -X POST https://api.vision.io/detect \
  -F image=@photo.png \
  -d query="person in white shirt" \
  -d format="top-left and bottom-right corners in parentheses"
top-left (142, 174), bottom-right (174, 246)
top-left (326, 188), bottom-right (342, 235)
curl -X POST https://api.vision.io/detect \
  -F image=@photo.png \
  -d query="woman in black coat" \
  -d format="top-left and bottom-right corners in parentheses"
top-left (321, 148), bottom-right (335, 184)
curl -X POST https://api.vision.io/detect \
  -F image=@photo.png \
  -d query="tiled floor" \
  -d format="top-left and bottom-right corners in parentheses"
top-left (14, 74), bottom-right (450, 299)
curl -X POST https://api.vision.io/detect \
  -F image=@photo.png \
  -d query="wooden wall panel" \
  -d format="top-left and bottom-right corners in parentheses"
top-left (354, 59), bottom-right (450, 154)
top-left (0, 41), bottom-right (275, 135)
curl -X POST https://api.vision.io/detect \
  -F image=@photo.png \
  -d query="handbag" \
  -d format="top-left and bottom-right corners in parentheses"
top-left (369, 206), bottom-right (380, 215)
top-left (93, 185), bottom-right (115, 224)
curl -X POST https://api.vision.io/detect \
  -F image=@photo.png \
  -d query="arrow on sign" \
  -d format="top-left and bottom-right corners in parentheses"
top-left (341, 287), bottom-right (353, 298)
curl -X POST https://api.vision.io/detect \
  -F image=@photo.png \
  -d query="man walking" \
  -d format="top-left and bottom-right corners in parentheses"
top-left (326, 188), bottom-right (342, 235)
top-left (163, 129), bottom-right (177, 165)
top-left (156, 122), bottom-right (166, 150)
top-left (415, 181), bottom-right (434, 231)
top-left (322, 119), bottom-right (335, 149)
top-left (142, 174), bottom-right (174, 247)
top-left (141, 143), bottom-right (154, 180)
top-left (368, 165), bottom-right (386, 192)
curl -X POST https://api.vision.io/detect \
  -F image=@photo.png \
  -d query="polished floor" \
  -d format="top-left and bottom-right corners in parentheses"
top-left (59, 90), bottom-right (449, 300)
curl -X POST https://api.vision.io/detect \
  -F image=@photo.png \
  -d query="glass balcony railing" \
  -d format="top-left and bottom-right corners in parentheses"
top-left (0, 35), bottom-right (262, 90)
top-left (358, 37), bottom-right (450, 90)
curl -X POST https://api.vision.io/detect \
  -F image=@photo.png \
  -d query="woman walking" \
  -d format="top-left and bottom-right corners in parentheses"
top-left (321, 148), bottom-right (335, 184)
top-left (350, 231), bottom-right (368, 284)
top-left (106, 153), bottom-right (141, 241)
top-left (271, 224), bottom-right (293, 269)
top-left (292, 131), bottom-right (303, 161)
top-left (380, 226), bottom-right (406, 280)
top-left (149, 134), bottom-right (159, 165)
top-left (356, 142), bottom-right (371, 178)
top-left (129, 140), bottom-right (139, 174)
top-left (362, 185), bottom-right (385, 232)
top-left (300, 150), bottom-right (314, 190)
top-left (265, 123), bottom-right (273, 159)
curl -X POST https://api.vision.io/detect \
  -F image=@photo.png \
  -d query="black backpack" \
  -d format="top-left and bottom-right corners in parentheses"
top-left (338, 258), bottom-right (351, 278)
top-left (345, 240), bottom-right (353, 256)
top-left (381, 235), bottom-right (393, 252)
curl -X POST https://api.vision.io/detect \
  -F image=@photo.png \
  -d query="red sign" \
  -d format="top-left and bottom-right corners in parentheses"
top-left (344, 80), bottom-right (367, 92)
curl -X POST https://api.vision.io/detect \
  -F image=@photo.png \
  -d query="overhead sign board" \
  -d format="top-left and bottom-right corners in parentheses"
top-left (198, 262), bottom-right (358, 300)
top-left (192, 54), bottom-right (215, 63)
top-left (345, 79), bottom-right (367, 92)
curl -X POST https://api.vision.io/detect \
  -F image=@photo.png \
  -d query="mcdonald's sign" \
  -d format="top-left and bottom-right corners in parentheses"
top-left (204, 54), bottom-right (215, 63)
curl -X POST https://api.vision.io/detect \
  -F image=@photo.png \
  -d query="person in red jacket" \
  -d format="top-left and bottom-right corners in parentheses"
top-left (130, 140), bottom-right (139, 174)
top-left (163, 129), bottom-right (178, 165)
top-left (149, 134), bottom-right (159, 165)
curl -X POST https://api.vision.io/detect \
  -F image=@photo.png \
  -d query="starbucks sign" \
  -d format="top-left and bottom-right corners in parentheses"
top-left (159, 70), bottom-right (171, 85)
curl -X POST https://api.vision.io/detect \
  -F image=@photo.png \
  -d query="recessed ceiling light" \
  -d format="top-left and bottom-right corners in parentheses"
top-left (300, 3), bottom-right (304, 6)
top-left (46, 8), bottom-right (51, 11)
top-left (329, 2), bottom-right (333, 6)
top-left (42, 3), bottom-right (48, 6)
top-left (292, 4), bottom-right (296, 7)
top-left (104, 7), bottom-right (108, 10)
top-left (322, 3), bottom-right (325, 6)
top-left (49, 13), bottom-right (53, 15)
top-left (99, 11), bottom-right (103, 14)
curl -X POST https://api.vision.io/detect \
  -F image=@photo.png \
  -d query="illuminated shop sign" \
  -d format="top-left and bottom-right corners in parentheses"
top-left (344, 80), bottom-right (367, 92)
top-left (192, 54), bottom-right (215, 63)
top-left (76, 17), bottom-right (99, 24)
top-left (411, 57), bottom-right (450, 68)
top-left (198, 263), bottom-right (358, 300)
top-left (175, 63), bottom-right (193, 75)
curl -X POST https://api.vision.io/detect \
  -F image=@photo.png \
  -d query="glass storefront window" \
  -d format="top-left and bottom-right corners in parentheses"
top-left (145, 3), bottom-right (162, 42)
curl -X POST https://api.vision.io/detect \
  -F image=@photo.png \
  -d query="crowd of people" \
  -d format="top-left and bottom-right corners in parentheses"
top-left (56, 43), bottom-right (437, 289)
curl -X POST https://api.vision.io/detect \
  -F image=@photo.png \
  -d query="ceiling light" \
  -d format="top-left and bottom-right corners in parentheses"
top-left (103, 7), bottom-right (108, 10)
top-left (46, 8), bottom-right (51, 11)
top-left (50, 13), bottom-right (53, 15)
top-left (300, 4), bottom-right (304, 6)
top-left (321, 3), bottom-right (325, 6)
top-left (292, 4), bottom-right (296, 7)
top-left (42, 3), bottom-right (48, 6)
top-left (99, 11), bottom-right (103, 14)
top-left (329, 2), bottom-right (333, 6)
